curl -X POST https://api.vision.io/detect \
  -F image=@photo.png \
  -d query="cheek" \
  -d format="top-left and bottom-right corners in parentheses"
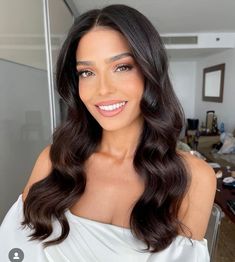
top-left (126, 68), bottom-right (144, 95)
top-left (78, 83), bottom-right (91, 103)
top-left (127, 76), bottom-right (144, 98)
top-left (77, 86), bottom-right (84, 102)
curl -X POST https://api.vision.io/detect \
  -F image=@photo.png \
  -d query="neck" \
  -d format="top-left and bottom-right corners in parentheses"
top-left (98, 117), bottom-right (144, 161)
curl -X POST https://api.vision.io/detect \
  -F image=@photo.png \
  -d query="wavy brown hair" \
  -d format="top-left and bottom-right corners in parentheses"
top-left (22, 4), bottom-right (191, 252)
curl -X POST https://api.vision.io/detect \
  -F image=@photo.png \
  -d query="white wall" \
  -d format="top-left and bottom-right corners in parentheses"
top-left (169, 61), bottom-right (197, 119)
top-left (194, 49), bottom-right (235, 132)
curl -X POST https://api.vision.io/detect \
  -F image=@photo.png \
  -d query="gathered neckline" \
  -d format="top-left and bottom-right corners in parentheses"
top-left (19, 194), bottom-right (207, 245)
top-left (63, 210), bottom-right (208, 245)
top-left (66, 209), bottom-right (132, 232)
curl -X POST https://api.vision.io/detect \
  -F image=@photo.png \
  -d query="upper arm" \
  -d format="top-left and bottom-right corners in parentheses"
top-left (22, 145), bottom-right (52, 202)
top-left (178, 152), bottom-right (217, 240)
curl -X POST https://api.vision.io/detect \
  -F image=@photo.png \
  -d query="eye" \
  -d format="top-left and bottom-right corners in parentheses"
top-left (115, 64), bottom-right (133, 72)
top-left (77, 70), bottom-right (94, 78)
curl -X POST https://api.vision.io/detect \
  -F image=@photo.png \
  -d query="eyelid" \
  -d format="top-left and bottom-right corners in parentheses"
top-left (77, 69), bottom-right (93, 73)
top-left (114, 63), bottom-right (133, 71)
top-left (77, 69), bottom-right (94, 78)
top-left (76, 62), bottom-right (133, 75)
top-left (76, 67), bottom-right (94, 73)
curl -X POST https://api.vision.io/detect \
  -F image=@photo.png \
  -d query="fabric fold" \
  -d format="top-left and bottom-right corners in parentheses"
top-left (0, 195), bottom-right (210, 262)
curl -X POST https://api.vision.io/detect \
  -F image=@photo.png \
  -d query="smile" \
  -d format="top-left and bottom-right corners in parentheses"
top-left (95, 101), bottom-right (128, 117)
top-left (98, 101), bottom-right (126, 111)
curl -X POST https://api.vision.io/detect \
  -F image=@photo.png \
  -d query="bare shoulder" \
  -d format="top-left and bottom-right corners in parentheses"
top-left (178, 150), bottom-right (216, 184)
top-left (177, 150), bottom-right (217, 240)
top-left (22, 145), bottom-right (52, 202)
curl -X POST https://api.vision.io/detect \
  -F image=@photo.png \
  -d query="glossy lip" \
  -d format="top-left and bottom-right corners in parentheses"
top-left (96, 101), bottom-right (127, 117)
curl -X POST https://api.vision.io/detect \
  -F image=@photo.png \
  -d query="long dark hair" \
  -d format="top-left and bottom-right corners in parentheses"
top-left (22, 4), bottom-right (191, 253)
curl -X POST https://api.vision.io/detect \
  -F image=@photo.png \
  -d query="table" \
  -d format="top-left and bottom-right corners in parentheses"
top-left (214, 167), bottom-right (235, 223)
top-left (197, 135), bottom-right (220, 151)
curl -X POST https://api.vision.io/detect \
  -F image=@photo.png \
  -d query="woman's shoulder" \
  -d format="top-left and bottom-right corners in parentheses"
top-left (22, 144), bottom-right (52, 202)
top-left (177, 150), bottom-right (217, 240)
top-left (178, 150), bottom-right (216, 181)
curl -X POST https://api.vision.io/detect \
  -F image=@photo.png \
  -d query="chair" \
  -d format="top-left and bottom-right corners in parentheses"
top-left (185, 118), bottom-right (199, 150)
top-left (205, 203), bottom-right (224, 261)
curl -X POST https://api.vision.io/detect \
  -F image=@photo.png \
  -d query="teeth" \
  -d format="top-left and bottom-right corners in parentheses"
top-left (98, 101), bottom-right (126, 111)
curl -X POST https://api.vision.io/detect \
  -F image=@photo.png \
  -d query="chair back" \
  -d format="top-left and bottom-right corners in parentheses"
top-left (205, 203), bottom-right (223, 261)
top-left (187, 118), bottom-right (199, 130)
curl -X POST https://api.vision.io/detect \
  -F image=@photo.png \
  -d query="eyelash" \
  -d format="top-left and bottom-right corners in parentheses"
top-left (77, 64), bottom-right (133, 78)
top-left (116, 64), bottom-right (133, 72)
top-left (77, 70), bottom-right (93, 78)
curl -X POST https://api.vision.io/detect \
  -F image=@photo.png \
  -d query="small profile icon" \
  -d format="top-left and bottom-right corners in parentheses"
top-left (8, 248), bottom-right (24, 262)
top-left (13, 252), bottom-right (20, 260)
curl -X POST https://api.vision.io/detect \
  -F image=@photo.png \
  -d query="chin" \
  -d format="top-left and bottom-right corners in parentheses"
top-left (98, 121), bottom-right (127, 132)
top-left (87, 107), bottom-right (142, 132)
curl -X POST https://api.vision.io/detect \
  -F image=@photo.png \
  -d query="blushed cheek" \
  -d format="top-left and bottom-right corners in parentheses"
top-left (78, 85), bottom-right (94, 107)
top-left (129, 77), bottom-right (144, 98)
top-left (78, 86), bottom-right (86, 104)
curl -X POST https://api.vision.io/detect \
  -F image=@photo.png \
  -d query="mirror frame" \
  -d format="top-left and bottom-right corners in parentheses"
top-left (202, 63), bottom-right (225, 103)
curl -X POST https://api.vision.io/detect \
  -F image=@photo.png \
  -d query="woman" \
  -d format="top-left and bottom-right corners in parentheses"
top-left (0, 4), bottom-right (216, 261)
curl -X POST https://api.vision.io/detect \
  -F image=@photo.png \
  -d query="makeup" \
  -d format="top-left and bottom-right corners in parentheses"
top-left (96, 101), bottom-right (127, 117)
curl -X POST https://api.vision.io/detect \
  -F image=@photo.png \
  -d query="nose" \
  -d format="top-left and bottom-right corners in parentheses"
top-left (97, 74), bottom-right (116, 96)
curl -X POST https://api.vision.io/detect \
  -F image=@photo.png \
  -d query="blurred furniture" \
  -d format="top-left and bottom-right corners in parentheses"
top-left (200, 110), bottom-right (219, 135)
top-left (185, 118), bottom-right (199, 150)
top-left (215, 167), bottom-right (235, 223)
top-left (205, 203), bottom-right (224, 262)
top-left (206, 167), bottom-right (235, 261)
top-left (206, 110), bottom-right (215, 133)
top-left (197, 134), bottom-right (235, 168)
top-left (197, 135), bottom-right (220, 151)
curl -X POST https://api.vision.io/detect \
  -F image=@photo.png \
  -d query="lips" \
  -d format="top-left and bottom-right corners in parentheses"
top-left (96, 100), bottom-right (127, 117)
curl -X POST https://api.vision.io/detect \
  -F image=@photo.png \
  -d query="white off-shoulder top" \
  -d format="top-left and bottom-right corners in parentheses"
top-left (0, 194), bottom-right (210, 261)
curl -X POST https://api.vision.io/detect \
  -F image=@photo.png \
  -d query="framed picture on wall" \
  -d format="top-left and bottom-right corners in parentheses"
top-left (202, 63), bottom-right (225, 103)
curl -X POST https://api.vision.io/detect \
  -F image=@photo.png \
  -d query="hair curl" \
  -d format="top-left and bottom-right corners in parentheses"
top-left (22, 4), bottom-right (191, 253)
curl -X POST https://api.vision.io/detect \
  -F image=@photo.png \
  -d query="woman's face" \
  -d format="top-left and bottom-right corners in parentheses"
top-left (76, 26), bottom-right (145, 131)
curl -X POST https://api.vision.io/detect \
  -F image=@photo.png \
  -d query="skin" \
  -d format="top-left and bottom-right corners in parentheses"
top-left (22, 26), bottom-right (216, 241)
top-left (76, 26), bottom-right (145, 161)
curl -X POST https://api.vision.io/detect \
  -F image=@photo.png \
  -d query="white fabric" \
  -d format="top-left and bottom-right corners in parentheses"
top-left (0, 194), bottom-right (210, 262)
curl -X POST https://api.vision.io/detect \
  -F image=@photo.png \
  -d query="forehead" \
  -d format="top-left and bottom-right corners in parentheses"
top-left (76, 26), bottom-right (131, 59)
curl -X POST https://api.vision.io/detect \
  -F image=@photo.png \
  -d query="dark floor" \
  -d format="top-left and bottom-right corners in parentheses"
top-left (215, 215), bottom-right (235, 262)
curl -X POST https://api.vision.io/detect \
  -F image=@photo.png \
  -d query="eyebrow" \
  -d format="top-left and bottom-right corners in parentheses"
top-left (76, 52), bottom-right (133, 66)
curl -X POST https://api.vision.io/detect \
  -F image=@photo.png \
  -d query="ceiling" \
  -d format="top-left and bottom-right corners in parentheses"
top-left (0, 0), bottom-right (235, 69)
top-left (72, 0), bottom-right (235, 60)
top-left (73, 0), bottom-right (235, 34)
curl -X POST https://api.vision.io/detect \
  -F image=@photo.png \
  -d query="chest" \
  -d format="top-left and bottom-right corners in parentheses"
top-left (69, 156), bottom-right (145, 228)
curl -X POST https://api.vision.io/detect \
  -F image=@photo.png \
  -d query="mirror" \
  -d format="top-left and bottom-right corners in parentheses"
top-left (202, 63), bottom-right (225, 102)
